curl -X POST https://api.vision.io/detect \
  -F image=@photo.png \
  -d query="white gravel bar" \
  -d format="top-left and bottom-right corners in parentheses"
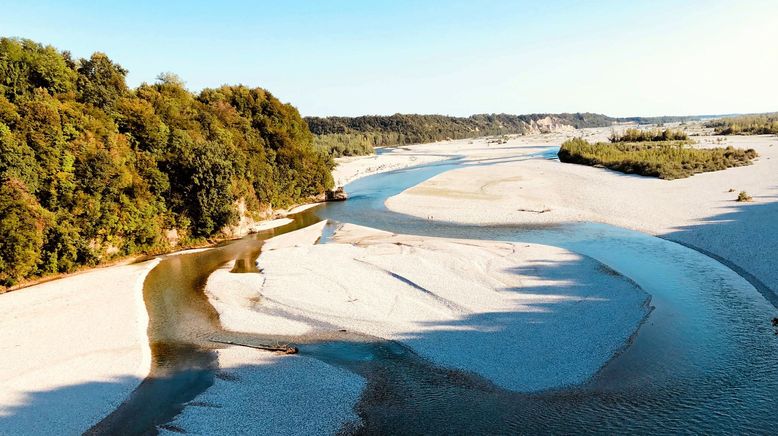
top-left (0, 259), bottom-right (159, 435)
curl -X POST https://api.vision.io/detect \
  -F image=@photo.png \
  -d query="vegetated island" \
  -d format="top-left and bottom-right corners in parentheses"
top-left (705, 113), bottom-right (778, 135)
top-left (558, 128), bottom-right (758, 179)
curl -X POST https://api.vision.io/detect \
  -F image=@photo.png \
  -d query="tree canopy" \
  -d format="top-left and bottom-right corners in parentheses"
top-left (0, 37), bottom-right (333, 288)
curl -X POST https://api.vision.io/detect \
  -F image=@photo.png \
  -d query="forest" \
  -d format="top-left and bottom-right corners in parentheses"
top-left (0, 37), bottom-right (333, 289)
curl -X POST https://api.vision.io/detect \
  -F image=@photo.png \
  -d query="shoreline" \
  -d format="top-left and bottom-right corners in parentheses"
top-left (0, 200), bottom-right (318, 432)
top-left (159, 346), bottom-right (365, 435)
top-left (2, 202), bottom-right (321, 295)
top-left (662, 237), bottom-right (778, 307)
top-left (132, 259), bottom-right (161, 402)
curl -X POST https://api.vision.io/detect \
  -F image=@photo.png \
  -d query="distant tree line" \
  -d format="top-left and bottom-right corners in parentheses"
top-left (705, 113), bottom-right (778, 135)
top-left (305, 113), bottom-right (614, 157)
top-left (0, 37), bottom-right (333, 288)
top-left (616, 115), bottom-right (702, 125)
top-left (306, 113), bottom-right (708, 157)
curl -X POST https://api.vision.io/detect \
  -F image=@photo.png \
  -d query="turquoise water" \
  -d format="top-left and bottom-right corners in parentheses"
top-left (314, 154), bottom-right (778, 433)
top-left (95, 151), bottom-right (778, 434)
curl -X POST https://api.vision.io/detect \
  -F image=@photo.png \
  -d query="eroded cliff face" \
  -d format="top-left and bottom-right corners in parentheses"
top-left (221, 198), bottom-right (276, 239)
top-left (525, 116), bottom-right (577, 134)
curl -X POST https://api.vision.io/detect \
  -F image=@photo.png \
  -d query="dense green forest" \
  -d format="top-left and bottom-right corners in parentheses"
top-left (306, 113), bottom-right (707, 157)
top-left (558, 131), bottom-right (757, 179)
top-left (705, 113), bottom-right (778, 135)
top-left (0, 37), bottom-right (333, 288)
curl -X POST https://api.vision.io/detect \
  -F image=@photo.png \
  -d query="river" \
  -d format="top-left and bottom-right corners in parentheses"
top-left (91, 152), bottom-right (778, 434)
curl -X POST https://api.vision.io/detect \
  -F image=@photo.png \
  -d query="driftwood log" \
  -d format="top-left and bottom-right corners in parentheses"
top-left (210, 339), bottom-right (298, 354)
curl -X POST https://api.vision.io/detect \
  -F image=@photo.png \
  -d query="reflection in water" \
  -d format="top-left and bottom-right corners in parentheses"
top-left (94, 151), bottom-right (778, 434)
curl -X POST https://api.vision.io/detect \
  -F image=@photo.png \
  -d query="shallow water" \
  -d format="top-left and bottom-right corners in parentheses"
top-left (313, 155), bottom-right (778, 433)
top-left (95, 150), bottom-right (778, 434)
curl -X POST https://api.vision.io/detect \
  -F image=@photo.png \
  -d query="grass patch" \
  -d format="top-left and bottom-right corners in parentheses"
top-left (558, 137), bottom-right (758, 179)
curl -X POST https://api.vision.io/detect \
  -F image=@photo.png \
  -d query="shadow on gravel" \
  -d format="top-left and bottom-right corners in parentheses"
top-left (662, 195), bottom-right (778, 306)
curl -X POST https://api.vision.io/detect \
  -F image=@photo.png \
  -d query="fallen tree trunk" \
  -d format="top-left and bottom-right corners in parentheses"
top-left (210, 339), bottom-right (298, 354)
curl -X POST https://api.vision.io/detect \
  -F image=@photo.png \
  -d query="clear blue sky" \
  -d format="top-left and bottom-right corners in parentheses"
top-left (2, 0), bottom-right (777, 117)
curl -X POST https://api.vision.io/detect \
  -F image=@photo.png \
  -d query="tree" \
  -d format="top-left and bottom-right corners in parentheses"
top-left (0, 38), bottom-right (76, 101)
top-left (0, 122), bottom-right (40, 191)
top-left (76, 52), bottom-right (129, 110)
top-left (0, 178), bottom-right (48, 287)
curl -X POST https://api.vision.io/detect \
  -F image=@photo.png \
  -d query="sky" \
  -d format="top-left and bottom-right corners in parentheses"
top-left (1, 0), bottom-right (777, 117)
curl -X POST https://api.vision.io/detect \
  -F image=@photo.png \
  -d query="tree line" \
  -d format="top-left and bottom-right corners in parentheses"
top-left (0, 37), bottom-right (333, 288)
top-left (306, 113), bottom-right (708, 157)
top-left (306, 113), bottom-right (613, 157)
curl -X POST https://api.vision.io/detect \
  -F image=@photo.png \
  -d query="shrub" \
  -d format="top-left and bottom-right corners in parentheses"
top-left (736, 191), bottom-right (752, 202)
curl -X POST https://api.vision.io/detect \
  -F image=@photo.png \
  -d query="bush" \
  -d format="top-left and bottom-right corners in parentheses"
top-left (736, 191), bottom-right (753, 202)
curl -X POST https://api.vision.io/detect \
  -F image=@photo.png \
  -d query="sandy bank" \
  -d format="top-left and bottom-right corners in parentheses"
top-left (384, 131), bottom-right (778, 296)
top-left (159, 346), bottom-right (364, 435)
top-left (330, 130), bottom-right (596, 189)
top-left (205, 223), bottom-right (649, 392)
top-left (332, 144), bottom-right (453, 187)
top-left (0, 259), bottom-right (159, 434)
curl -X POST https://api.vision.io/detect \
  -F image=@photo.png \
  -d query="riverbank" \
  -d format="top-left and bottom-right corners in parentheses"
top-left (332, 144), bottom-right (455, 187)
top-left (381, 129), bottom-right (778, 297)
top-left (204, 222), bottom-right (650, 393)
top-left (0, 258), bottom-right (159, 434)
top-left (0, 196), bottom-right (327, 433)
